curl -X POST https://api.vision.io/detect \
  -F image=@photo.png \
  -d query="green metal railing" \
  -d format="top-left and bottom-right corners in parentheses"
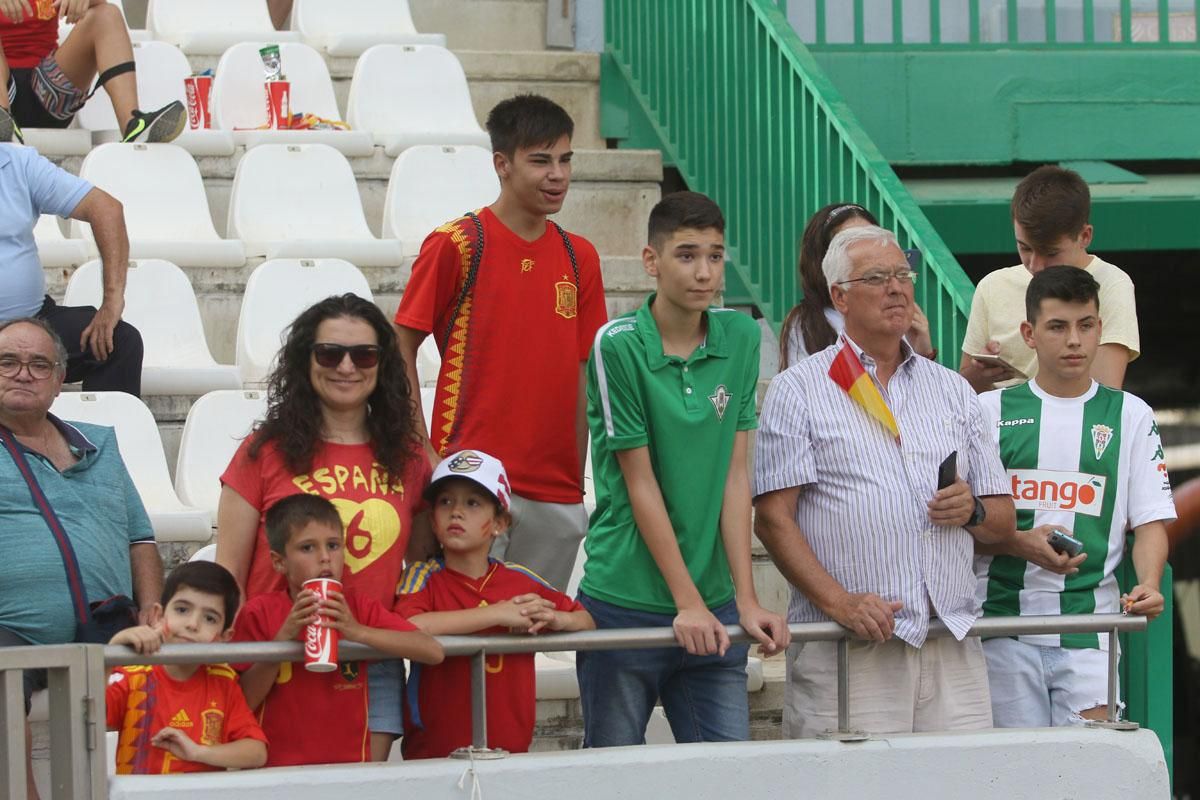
top-left (604, 0), bottom-right (975, 364)
top-left (790, 0), bottom-right (1200, 48)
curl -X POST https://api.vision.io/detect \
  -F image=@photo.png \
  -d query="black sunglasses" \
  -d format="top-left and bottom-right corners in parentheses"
top-left (311, 343), bottom-right (381, 369)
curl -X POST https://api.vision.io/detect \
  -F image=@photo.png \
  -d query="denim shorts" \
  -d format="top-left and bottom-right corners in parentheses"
top-left (984, 637), bottom-right (1118, 727)
top-left (367, 659), bottom-right (405, 735)
top-left (575, 593), bottom-right (750, 747)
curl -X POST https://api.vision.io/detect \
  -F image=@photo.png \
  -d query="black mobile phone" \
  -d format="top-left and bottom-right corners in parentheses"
top-left (1047, 529), bottom-right (1084, 558)
top-left (937, 451), bottom-right (957, 490)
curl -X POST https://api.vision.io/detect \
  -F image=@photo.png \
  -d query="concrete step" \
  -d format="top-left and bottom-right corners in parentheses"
top-left (410, 0), bottom-right (549, 53)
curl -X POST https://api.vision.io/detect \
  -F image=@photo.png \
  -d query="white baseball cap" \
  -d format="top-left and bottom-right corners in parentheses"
top-left (424, 449), bottom-right (512, 510)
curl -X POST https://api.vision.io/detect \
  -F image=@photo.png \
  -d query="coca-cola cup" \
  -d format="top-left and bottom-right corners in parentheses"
top-left (183, 75), bottom-right (212, 129)
top-left (265, 79), bottom-right (291, 130)
top-left (302, 577), bottom-right (340, 673)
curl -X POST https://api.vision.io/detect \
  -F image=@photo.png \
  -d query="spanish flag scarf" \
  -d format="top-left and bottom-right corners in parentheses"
top-left (828, 337), bottom-right (901, 443)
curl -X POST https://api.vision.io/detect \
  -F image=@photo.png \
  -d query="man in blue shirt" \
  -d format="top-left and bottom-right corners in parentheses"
top-left (0, 143), bottom-right (143, 395)
top-left (0, 316), bottom-right (160, 798)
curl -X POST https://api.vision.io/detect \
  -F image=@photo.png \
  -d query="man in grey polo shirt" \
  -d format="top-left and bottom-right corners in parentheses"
top-left (753, 225), bottom-right (1016, 737)
top-left (0, 142), bottom-right (142, 395)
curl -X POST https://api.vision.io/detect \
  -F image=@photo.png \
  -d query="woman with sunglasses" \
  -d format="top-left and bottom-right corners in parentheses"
top-left (778, 203), bottom-right (934, 369)
top-left (215, 293), bottom-right (431, 761)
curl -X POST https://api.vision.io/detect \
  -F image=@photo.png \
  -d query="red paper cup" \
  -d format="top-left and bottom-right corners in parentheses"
top-left (302, 577), bottom-right (340, 673)
top-left (184, 75), bottom-right (212, 130)
top-left (265, 80), bottom-right (291, 130)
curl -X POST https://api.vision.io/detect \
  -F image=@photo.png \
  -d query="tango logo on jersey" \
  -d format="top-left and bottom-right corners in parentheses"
top-left (1008, 469), bottom-right (1106, 516)
top-left (998, 417), bottom-right (1035, 428)
top-left (447, 451), bottom-right (484, 473)
top-left (555, 276), bottom-right (578, 319)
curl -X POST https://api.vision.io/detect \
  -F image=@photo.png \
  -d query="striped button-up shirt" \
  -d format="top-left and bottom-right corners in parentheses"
top-left (753, 335), bottom-right (1008, 646)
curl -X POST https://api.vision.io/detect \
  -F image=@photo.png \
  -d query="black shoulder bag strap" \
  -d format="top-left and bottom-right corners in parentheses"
top-left (0, 425), bottom-right (91, 629)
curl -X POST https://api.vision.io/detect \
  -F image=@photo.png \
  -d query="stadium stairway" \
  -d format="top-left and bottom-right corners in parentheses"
top-left (30, 0), bottom-right (790, 764)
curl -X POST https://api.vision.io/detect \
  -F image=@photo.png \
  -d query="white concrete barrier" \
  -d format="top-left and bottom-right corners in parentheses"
top-left (108, 727), bottom-right (1168, 800)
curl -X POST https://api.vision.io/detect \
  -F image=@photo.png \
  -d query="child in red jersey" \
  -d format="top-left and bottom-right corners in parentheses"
top-left (396, 449), bottom-right (594, 758)
top-left (233, 494), bottom-right (443, 767)
top-left (106, 561), bottom-right (268, 775)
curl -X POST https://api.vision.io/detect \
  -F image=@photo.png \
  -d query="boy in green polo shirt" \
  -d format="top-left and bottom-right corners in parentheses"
top-left (576, 191), bottom-right (789, 747)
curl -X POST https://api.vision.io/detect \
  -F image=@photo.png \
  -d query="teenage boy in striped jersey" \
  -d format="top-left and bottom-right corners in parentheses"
top-left (974, 265), bottom-right (1175, 727)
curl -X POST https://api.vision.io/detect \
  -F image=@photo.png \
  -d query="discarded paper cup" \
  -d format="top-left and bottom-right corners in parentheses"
top-left (265, 79), bottom-right (291, 130)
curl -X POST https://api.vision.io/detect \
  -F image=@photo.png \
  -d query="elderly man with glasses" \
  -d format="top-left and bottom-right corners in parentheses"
top-left (752, 225), bottom-right (1016, 738)
top-left (0, 317), bottom-right (160, 799)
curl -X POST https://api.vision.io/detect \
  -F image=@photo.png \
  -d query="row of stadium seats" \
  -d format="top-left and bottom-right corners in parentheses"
top-left (82, 0), bottom-right (441, 56)
top-left (61, 256), bottom-right (443, 394)
top-left (36, 142), bottom-right (500, 268)
top-left (30, 41), bottom-right (486, 158)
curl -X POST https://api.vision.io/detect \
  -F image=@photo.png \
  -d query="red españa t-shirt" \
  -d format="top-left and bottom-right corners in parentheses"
top-left (0, 1), bottom-right (58, 69)
top-left (394, 559), bottom-right (582, 758)
top-left (106, 664), bottom-right (267, 775)
top-left (232, 589), bottom-right (417, 767)
top-left (394, 208), bottom-right (608, 503)
top-left (221, 436), bottom-right (431, 604)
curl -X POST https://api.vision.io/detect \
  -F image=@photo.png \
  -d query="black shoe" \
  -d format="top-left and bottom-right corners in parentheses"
top-left (122, 100), bottom-right (186, 144)
top-left (0, 106), bottom-right (23, 144)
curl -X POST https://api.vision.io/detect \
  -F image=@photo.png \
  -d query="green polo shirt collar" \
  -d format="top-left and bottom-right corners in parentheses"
top-left (636, 293), bottom-right (730, 371)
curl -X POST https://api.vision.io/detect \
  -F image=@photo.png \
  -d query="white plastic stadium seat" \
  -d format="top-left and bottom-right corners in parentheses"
top-left (175, 390), bottom-right (268, 522)
top-left (227, 144), bottom-right (402, 265)
top-left (189, 543), bottom-right (218, 562)
top-left (147, 0), bottom-right (298, 55)
top-left (49, 392), bottom-right (211, 542)
top-left (346, 45), bottom-right (490, 157)
top-left (19, 129), bottom-right (93, 157)
top-left (34, 214), bottom-right (92, 268)
top-left (63, 259), bottom-right (242, 395)
top-left (235, 258), bottom-right (374, 385)
top-left (382, 144), bottom-right (499, 257)
top-left (75, 41), bottom-right (235, 156)
top-left (70, 143), bottom-right (245, 267)
top-left (290, 0), bottom-right (445, 55)
top-left (210, 42), bottom-right (373, 156)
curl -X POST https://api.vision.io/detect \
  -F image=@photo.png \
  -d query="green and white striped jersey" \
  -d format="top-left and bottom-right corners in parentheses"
top-left (974, 380), bottom-right (1176, 649)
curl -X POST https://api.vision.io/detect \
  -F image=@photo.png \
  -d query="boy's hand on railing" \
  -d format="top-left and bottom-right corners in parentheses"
top-left (736, 600), bottom-right (790, 657)
top-left (491, 595), bottom-right (555, 632)
top-left (109, 624), bottom-right (164, 654)
top-left (673, 605), bottom-right (730, 656)
top-left (830, 593), bottom-right (903, 642)
top-left (274, 590), bottom-right (319, 642)
top-left (1015, 526), bottom-right (1087, 574)
top-left (1122, 585), bottom-right (1164, 620)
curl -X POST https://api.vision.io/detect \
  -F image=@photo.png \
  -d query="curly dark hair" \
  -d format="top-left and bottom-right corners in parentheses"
top-left (778, 203), bottom-right (878, 369)
top-left (248, 293), bottom-right (419, 479)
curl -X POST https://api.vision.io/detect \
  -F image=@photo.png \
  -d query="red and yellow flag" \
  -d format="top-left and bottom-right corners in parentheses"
top-left (828, 340), bottom-right (900, 443)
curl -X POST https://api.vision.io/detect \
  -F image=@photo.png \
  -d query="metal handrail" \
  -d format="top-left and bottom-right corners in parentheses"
top-left (0, 613), bottom-right (1149, 798)
top-left (102, 613), bottom-right (1146, 750)
top-left (793, 0), bottom-right (1200, 48)
top-left (603, 0), bottom-right (976, 365)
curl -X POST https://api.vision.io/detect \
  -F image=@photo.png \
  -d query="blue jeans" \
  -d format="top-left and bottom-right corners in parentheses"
top-left (576, 592), bottom-right (750, 747)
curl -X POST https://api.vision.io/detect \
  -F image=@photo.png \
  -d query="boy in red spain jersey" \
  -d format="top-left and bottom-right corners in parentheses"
top-left (394, 94), bottom-right (608, 593)
top-left (233, 494), bottom-right (443, 767)
top-left (395, 450), bottom-right (594, 758)
top-left (106, 561), bottom-right (268, 775)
